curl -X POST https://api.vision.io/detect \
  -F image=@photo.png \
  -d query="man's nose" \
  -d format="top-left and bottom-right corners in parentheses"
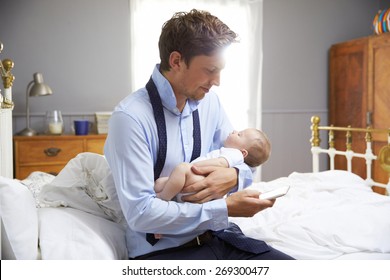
top-left (211, 73), bottom-right (220, 87)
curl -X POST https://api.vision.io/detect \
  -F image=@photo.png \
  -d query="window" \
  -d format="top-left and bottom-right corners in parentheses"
top-left (129, 0), bottom-right (263, 131)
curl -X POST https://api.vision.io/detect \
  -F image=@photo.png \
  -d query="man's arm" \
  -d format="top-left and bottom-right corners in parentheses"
top-left (225, 189), bottom-right (275, 217)
top-left (181, 165), bottom-right (238, 203)
top-left (181, 166), bottom-right (275, 215)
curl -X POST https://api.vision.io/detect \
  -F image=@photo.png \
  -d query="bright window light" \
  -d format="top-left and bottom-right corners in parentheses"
top-left (130, 0), bottom-right (260, 130)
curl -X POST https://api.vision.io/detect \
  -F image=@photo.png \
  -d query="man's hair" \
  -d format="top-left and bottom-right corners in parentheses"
top-left (245, 129), bottom-right (271, 168)
top-left (158, 9), bottom-right (238, 72)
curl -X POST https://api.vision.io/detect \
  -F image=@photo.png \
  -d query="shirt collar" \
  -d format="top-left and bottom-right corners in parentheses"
top-left (151, 64), bottom-right (200, 116)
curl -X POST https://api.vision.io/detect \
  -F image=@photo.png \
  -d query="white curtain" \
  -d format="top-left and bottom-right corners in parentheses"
top-left (129, 0), bottom-right (264, 179)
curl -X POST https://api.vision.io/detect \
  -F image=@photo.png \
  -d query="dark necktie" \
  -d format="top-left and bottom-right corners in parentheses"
top-left (213, 223), bottom-right (270, 254)
top-left (190, 109), bottom-right (201, 161)
top-left (145, 77), bottom-right (201, 245)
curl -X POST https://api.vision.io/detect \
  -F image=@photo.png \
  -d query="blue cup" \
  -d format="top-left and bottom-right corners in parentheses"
top-left (74, 120), bottom-right (91, 135)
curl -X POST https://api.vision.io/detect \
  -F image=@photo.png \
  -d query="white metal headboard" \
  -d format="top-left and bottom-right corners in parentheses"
top-left (310, 116), bottom-right (390, 194)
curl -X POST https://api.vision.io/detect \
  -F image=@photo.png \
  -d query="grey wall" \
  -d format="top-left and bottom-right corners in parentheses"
top-left (261, 0), bottom-right (382, 181)
top-left (1, 0), bottom-right (388, 180)
top-left (0, 0), bottom-right (131, 134)
top-left (380, 0), bottom-right (390, 9)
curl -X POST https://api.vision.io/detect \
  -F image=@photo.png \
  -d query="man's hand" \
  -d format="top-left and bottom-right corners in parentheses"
top-left (226, 189), bottom-right (275, 217)
top-left (180, 165), bottom-right (237, 203)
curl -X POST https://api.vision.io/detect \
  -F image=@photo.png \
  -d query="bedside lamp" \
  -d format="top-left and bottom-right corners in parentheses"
top-left (18, 72), bottom-right (53, 136)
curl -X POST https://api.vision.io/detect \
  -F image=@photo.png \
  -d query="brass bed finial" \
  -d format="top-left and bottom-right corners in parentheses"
top-left (379, 146), bottom-right (390, 173)
top-left (346, 126), bottom-right (352, 151)
top-left (378, 131), bottom-right (390, 175)
top-left (365, 130), bottom-right (372, 143)
top-left (2, 59), bottom-right (15, 88)
top-left (310, 116), bottom-right (321, 147)
top-left (0, 41), bottom-right (15, 109)
top-left (329, 126), bottom-right (335, 148)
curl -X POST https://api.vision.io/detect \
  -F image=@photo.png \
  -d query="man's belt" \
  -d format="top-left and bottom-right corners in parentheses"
top-left (134, 231), bottom-right (213, 259)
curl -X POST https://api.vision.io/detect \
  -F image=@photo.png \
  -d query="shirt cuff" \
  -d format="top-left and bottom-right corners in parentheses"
top-left (227, 167), bottom-right (240, 194)
top-left (205, 199), bottom-right (229, 231)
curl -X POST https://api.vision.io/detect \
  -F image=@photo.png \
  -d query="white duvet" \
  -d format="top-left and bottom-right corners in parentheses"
top-left (36, 153), bottom-right (390, 260)
top-left (231, 170), bottom-right (390, 260)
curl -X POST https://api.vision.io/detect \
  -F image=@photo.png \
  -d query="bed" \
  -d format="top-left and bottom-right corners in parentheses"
top-left (1, 116), bottom-right (390, 260)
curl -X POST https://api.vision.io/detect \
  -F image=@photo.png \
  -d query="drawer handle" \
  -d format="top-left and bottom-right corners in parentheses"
top-left (44, 147), bottom-right (61, 157)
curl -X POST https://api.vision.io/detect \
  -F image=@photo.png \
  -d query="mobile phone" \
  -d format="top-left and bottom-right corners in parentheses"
top-left (259, 186), bottom-right (290, 200)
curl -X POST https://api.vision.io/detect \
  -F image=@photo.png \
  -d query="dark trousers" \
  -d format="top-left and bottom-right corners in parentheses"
top-left (134, 235), bottom-right (294, 260)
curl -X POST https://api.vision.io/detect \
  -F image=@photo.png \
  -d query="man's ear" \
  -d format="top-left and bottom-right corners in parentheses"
top-left (241, 149), bottom-right (248, 158)
top-left (169, 51), bottom-right (182, 70)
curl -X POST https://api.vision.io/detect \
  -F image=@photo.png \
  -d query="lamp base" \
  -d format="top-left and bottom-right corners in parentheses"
top-left (17, 127), bottom-right (38, 136)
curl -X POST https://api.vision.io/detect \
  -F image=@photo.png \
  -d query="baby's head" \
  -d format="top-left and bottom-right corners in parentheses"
top-left (224, 128), bottom-right (271, 167)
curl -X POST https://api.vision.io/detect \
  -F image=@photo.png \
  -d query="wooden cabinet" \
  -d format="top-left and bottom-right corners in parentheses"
top-left (329, 33), bottom-right (390, 192)
top-left (13, 134), bottom-right (107, 179)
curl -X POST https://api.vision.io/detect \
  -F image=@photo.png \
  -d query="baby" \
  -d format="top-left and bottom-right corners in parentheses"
top-left (154, 128), bottom-right (271, 201)
top-left (152, 128), bottom-right (270, 239)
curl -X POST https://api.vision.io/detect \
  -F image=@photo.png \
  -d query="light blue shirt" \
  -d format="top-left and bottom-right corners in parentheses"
top-left (104, 65), bottom-right (253, 258)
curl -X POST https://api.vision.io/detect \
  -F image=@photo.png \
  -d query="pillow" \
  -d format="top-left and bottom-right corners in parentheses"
top-left (0, 176), bottom-right (39, 259)
top-left (38, 207), bottom-right (128, 259)
top-left (20, 171), bottom-right (55, 207)
top-left (38, 152), bottom-right (124, 224)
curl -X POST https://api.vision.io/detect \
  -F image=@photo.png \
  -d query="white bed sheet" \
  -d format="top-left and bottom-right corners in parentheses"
top-left (335, 252), bottom-right (390, 260)
top-left (4, 152), bottom-right (390, 260)
top-left (230, 170), bottom-right (390, 260)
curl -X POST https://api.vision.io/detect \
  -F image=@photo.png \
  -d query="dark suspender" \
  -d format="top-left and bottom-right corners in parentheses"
top-left (145, 77), bottom-right (201, 246)
top-left (146, 78), bottom-right (167, 181)
top-left (146, 77), bottom-right (201, 180)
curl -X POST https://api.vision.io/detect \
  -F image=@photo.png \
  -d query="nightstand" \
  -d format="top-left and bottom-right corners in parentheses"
top-left (13, 134), bottom-right (107, 179)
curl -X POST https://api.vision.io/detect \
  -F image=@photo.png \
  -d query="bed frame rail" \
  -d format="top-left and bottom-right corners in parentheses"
top-left (310, 116), bottom-right (390, 194)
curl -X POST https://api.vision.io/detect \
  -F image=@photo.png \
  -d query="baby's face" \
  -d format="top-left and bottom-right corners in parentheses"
top-left (224, 129), bottom-right (256, 150)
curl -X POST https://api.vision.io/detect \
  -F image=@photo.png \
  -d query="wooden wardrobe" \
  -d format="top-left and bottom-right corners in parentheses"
top-left (329, 33), bottom-right (390, 193)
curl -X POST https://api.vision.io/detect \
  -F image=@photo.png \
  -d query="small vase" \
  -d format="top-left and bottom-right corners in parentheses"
top-left (45, 110), bottom-right (64, 135)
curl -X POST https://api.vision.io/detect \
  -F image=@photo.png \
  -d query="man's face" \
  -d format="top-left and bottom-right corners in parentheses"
top-left (177, 53), bottom-right (225, 101)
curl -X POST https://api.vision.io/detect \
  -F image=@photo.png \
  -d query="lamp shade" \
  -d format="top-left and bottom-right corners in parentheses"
top-left (29, 73), bottom-right (53, 96)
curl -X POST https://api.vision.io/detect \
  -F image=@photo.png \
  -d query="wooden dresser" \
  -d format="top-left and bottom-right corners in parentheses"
top-left (13, 134), bottom-right (107, 180)
top-left (329, 33), bottom-right (390, 191)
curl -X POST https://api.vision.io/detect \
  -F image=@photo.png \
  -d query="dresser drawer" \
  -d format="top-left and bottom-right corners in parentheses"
top-left (86, 138), bottom-right (106, 154)
top-left (14, 134), bottom-right (107, 180)
top-left (17, 139), bottom-right (84, 164)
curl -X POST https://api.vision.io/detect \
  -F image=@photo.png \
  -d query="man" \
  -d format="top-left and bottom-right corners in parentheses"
top-left (104, 9), bottom-right (293, 260)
